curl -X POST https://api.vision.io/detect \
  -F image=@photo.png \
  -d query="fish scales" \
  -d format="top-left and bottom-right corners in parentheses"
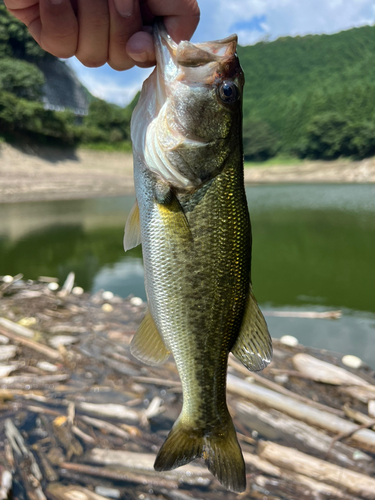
top-left (135, 148), bottom-right (250, 422)
top-left (125, 22), bottom-right (272, 493)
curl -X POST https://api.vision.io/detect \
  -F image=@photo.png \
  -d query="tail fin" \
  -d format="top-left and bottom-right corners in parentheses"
top-left (154, 417), bottom-right (246, 493)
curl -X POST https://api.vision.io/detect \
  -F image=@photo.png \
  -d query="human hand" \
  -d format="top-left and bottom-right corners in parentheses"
top-left (4, 0), bottom-right (200, 70)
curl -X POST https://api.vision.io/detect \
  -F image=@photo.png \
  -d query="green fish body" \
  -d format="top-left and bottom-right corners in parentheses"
top-left (125, 23), bottom-right (272, 493)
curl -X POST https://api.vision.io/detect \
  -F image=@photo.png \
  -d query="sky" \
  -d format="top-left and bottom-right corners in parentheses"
top-left (67, 0), bottom-right (375, 107)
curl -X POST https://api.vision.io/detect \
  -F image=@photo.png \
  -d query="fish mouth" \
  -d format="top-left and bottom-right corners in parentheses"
top-left (154, 21), bottom-right (240, 85)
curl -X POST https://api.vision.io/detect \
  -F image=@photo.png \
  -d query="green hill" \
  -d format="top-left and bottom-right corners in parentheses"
top-left (0, 2), bottom-right (132, 149)
top-left (238, 25), bottom-right (375, 159)
top-left (2, 0), bottom-right (375, 160)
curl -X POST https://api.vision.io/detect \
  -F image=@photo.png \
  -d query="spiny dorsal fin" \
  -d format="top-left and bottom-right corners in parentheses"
top-left (124, 200), bottom-right (141, 252)
top-left (231, 287), bottom-right (272, 371)
top-left (130, 310), bottom-right (170, 366)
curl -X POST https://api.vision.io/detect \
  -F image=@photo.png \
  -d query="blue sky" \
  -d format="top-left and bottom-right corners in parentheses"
top-left (67, 0), bottom-right (375, 107)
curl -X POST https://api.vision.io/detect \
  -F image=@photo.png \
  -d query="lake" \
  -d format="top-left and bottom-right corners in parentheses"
top-left (1, 184), bottom-right (375, 366)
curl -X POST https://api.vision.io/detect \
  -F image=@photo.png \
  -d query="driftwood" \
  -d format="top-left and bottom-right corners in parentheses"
top-left (58, 272), bottom-right (75, 298)
top-left (58, 463), bottom-right (178, 489)
top-left (33, 446), bottom-right (58, 482)
top-left (52, 416), bottom-right (83, 459)
top-left (244, 452), bottom-right (359, 500)
top-left (258, 441), bottom-right (375, 500)
top-left (47, 484), bottom-right (113, 500)
top-left (71, 425), bottom-right (96, 445)
top-left (340, 385), bottom-right (375, 402)
top-left (228, 355), bottom-right (344, 415)
top-left (5, 419), bottom-right (46, 500)
top-left (79, 415), bottom-right (130, 439)
top-left (0, 374), bottom-right (69, 390)
top-left (254, 474), bottom-right (359, 500)
top-left (0, 345), bottom-right (17, 361)
top-left (1, 278), bottom-right (375, 499)
top-left (264, 310), bottom-right (342, 319)
top-left (368, 400), bottom-right (375, 418)
top-left (0, 365), bottom-right (17, 378)
top-left (293, 353), bottom-right (370, 386)
top-left (0, 469), bottom-right (12, 500)
top-left (0, 325), bottom-right (61, 360)
top-left (76, 402), bottom-right (140, 422)
top-left (86, 448), bottom-right (211, 486)
top-left (227, 374), bottom-right (375, 452)
top-left (344, 404), bottom-right (375, 428)
top-left (0, 274), bottom-right (23, 295)
top-left (0, 317), bottom-right (35, 338)
top-left (236, 401), bottom-right (373, 471)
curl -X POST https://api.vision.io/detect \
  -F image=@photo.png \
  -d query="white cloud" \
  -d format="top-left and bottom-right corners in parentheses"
top-left (195, 0), bottom-right (375, 45)
top-left (67, 59), bottom-right (152, 107)
top-left (77, 73), bottom-right (144, 106)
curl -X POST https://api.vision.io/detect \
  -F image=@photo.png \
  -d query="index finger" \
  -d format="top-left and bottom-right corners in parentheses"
top-left (146, 0), bottom-right (200, 43)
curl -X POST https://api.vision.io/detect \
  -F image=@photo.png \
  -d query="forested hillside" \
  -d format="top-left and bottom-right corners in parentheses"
top-left (0, 2), bottom-right (132, 148)
top-left (2, 0), bottom-right (375, 161)
top-left (239, 26), bottom-right (375, 160)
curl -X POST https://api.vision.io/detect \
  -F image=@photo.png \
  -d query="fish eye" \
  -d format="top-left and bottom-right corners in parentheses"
top-left (218, 81), bottom-right (239, 104)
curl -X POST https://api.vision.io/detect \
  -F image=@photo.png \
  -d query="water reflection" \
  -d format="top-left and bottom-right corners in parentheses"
top-left (0, 184), bottom-right (374, 364)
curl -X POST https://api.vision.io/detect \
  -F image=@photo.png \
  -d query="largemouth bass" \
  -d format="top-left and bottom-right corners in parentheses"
top-left (124, 22), bottom-right (272, 493)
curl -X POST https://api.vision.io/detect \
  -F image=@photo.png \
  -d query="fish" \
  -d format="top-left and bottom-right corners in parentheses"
top-left (124, 22), bottom-right (272, 493)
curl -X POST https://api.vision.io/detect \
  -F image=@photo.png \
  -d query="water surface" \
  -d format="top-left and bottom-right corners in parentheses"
top-left (1, 184), bottom-right (374, 366)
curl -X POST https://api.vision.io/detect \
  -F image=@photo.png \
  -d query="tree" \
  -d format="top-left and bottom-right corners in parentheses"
top-left (296, 112), bottom-right (349, 160)
top-left (84, 99), bottom-right (131, 143)
top-left (0, 3), bottom-right (46, 59)
top-left (242, 120), bottom-right (280, 161)
top-left (297, 113), bottom-right (375, 160)
top-left (0, 58), bottom-right (45, 100)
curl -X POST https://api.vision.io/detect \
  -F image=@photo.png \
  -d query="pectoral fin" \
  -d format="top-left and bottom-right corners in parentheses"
top-left (124, 200), bottom-right (141, 251)
top-left (231, 287), bottom-right (272, 371)
top-left (155, 186), bottom-right (192, 243)
top-left (130, 310), bottom-right (170, 366)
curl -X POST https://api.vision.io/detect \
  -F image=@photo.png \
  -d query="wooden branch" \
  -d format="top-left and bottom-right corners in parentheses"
top-left (293, 353), bottom-right (370, 386)
top-left (236, 401), bottom-right (373, 472)
top-left (227, 373), bottom-right (375, 453)
top-left (258, 441), bottom-right (375, 500)
top-left (264, 310), bottom-right (342, 319)
top-left (0, 325), bottom-right (61, 360)
top-left (228, 356), bottom-right (344, 416)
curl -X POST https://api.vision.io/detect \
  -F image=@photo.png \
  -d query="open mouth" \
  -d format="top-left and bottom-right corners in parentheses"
top-left (154, 21), bottom-right (240, 86)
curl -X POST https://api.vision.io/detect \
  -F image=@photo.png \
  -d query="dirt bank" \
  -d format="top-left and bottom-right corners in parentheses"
top-left (244, 158), bottom-right (375, 184)
top-left (0, 143), bottom-right (134, 203)
top-left (1, 143), bottom-right (375, 203)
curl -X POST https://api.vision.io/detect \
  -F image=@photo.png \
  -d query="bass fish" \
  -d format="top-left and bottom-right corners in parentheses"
top-left (124, 22), bottom-right (272, 493)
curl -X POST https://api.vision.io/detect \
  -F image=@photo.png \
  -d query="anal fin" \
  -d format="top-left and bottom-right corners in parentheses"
top-left (124, 200), bottom-right (141, 252)
top-left (231, 286), bottom-right (272, 371)
top-left (130, 310), bottom-right (170, 366)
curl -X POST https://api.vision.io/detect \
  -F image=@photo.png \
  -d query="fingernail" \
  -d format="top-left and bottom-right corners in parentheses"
top-left (114, 0), bottom-right (134, 17)
top-left (131, 52), bottom-right (149, 63)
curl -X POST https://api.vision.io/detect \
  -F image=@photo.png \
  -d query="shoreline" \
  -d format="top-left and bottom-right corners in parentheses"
top-left (1, 143), bottom-right (375, 204)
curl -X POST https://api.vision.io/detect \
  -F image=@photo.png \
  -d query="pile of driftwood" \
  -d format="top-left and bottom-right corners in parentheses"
top-left (0, 276), bottom-right (375, 500)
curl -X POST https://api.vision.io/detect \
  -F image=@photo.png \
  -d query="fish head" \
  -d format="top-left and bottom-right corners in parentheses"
top-left (131, 22), bottom-right (244, 190)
